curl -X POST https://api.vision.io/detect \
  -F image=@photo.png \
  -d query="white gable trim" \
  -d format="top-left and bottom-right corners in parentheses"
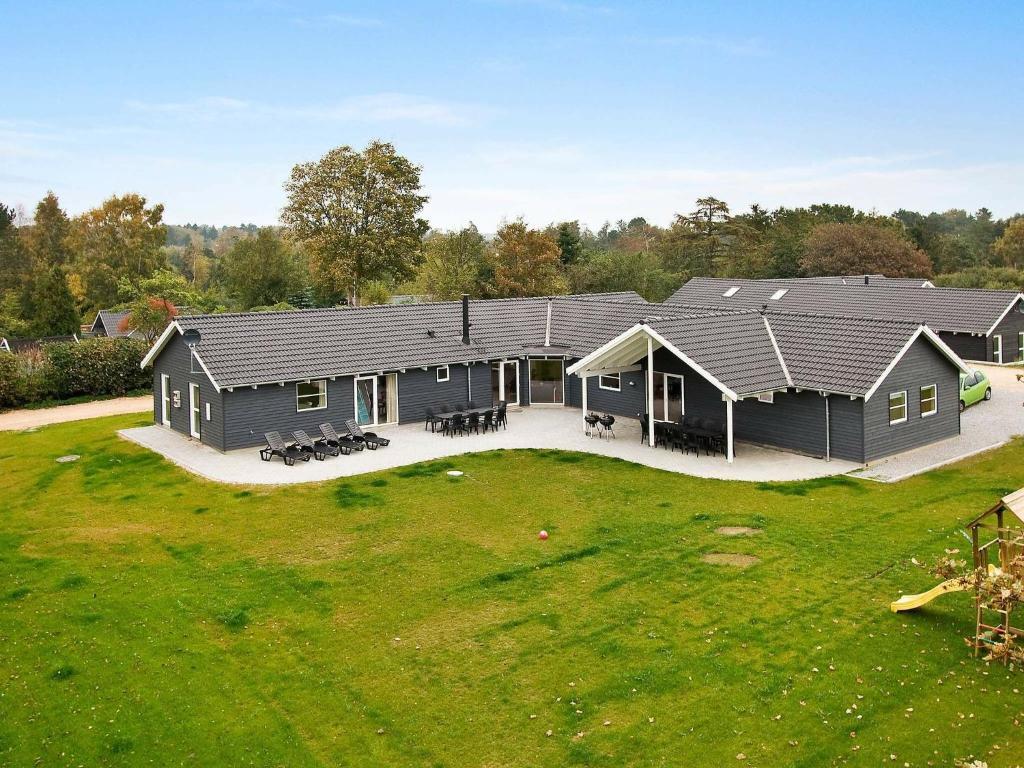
top-left (567, 324), bottom-right (739, 401)
top-left (762, 316), bottom-right (793, 387)
top-left (862, 325), bottom-right (970, 402)
top-left (139, 320), bottom-right (223, 392)
top-left (985, 293), bottom-right (1024, 337)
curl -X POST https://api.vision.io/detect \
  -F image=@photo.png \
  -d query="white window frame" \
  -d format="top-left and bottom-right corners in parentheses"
top-left (1019, 331), bottom-right (1024, 361)
top-left (436, 365), bottom-right (450, 383)
top-left (188, 382), bottom-right (201, 438)
top-left (722, 286), bottom-right (740, 297)
top-left (757, 392), bottom-right (774, 404)
top-left (919, 384), bottom-right (937, 418)
top-left (296, 379), bottom-right (328, 412)
top-left (598, 372), bottom-right (621, 391)
top-left (888, 390), bottom-right (907, 425)
top-left (652, 372), bottom-right (685, 422)
top-left (993, 333), bottom-right (1002, 364)
top-left (160, 374), bottom-right (171, 426)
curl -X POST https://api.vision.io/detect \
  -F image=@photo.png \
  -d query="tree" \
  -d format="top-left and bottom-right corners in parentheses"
top-left (657, 197), bottom-right (733, 278)
top-left (219, 228), bottom-right (304, 309)
top-left (489, 220), bottom-right (566, 298)
top-left (22, 192), bottom-right (72, 269)
top-left (568, 250), bottom-right (676, 301)
top-left (22, 266), bottom-right (79, 336)
top-left (118, 269), bottom-right (207, 311)
top-left (122, 296), bottom-right (177, 342)
top-left (359, 280), bottom-right (392, 305)
top-left (993, 218), bottom-right (1024, 269)
top-left (417, 226), bottom-right (488, 300)
top-left (552, 221), bottom-right (584, 265)
top-left (0, 203), bottom-right (30, 293)
top-left (801, 222), bottom-right (933, 278)
top-left (68, 194), bottom-right (167, 311)
top-left (281, 141), bottom-right (429, 306)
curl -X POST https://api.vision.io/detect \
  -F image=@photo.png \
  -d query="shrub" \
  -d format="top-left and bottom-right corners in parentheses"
top-left (44, 338), bottom-right (150, 399)
top-left (0, 352), bottom-right (22, 408)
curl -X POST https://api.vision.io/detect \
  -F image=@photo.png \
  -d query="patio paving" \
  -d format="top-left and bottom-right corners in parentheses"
top-left (850, 363), bottom-right (1024, 483)
top-left (118, 407), bottom-right (858, 485)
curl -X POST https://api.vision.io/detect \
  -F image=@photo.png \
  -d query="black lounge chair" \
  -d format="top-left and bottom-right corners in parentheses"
top-left (319, 423), bottom-right (359, 453)
top-left (293, 429), bottom-right (338, 460)
top-left (344, 418), bottom-right (389, 449)
top-left (260, 431), bottom-right (309, 466)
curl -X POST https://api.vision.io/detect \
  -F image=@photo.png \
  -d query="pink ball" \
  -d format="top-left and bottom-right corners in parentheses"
top-left (538, 530), bottom-right (549, 540)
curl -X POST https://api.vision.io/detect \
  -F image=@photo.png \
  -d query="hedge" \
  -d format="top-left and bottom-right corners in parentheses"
top-left (0, 338), bottom-right (151, 409)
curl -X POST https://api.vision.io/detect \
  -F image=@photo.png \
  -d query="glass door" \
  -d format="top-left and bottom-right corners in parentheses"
top-left (652, 372), bottom-right (684, 421)
top-left (529, 359), bottom-right (564, 404)
top-left (491, 361), bottom-right (520, 406)
top-left (355, 374), bottom-right (399, 426)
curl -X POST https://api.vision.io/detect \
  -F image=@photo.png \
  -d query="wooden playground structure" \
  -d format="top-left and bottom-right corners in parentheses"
top-left (892, 487), bottom-right (1024, 663)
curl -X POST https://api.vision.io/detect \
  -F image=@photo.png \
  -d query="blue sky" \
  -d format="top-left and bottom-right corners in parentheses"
top-left (3, 1), bottom-right (1023, 229)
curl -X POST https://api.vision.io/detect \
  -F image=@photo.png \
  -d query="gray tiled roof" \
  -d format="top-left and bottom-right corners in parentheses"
top-left (765, 312), bottom-right (923, 395)
top-left (95, 310), bottom-right (136, 338)
top-left (176, 293), bottom-right (644, 388)
top-left (667, 277), bottom-right (1021, 334)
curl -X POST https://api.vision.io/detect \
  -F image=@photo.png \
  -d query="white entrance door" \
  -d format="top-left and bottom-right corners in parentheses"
top-left (160, 374), bottom-right (171, 426)
top-left (189, 383), bottom-right (201, 438)
top-left (652, 372), bottom-right (684, 421)
top-left (355, 374), bottom-right (399, 426)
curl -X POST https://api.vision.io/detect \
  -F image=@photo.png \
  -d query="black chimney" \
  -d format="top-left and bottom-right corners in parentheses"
top-left (864, 275), bottom-right (869, 285)
top-left (461, 294), bottom-right (471, 344)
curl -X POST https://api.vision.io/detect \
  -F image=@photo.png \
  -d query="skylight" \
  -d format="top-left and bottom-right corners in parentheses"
top-left (722, 286), bottom-right (740, 297)
top-left (770, 289), bottom-right (789, 300)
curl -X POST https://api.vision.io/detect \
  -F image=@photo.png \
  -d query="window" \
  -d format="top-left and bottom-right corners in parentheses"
top-left (888, 390), bottom-right (907, 425)
top-left (919, 384), bottom-right (937, 418)
top-left (296, 379), bottom-right (327, 411)
top-left (598, 372), bottom-right (621, 391)
top-left (1019, 331), bottom-right (1024, 361)
top-left (436, 365), bottom-right (450, 383)
top-left (722, 286), bottom-right (740, 297)
top-left (769, 289), bottom-right (788, 300)
top-left (757, 392), bottom-right (774, 403)
top-left (993, 334), bottom-right (1002, 364)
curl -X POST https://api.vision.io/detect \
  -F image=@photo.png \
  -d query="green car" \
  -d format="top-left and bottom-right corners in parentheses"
top-left (959, 369), bottom-right (992, 412)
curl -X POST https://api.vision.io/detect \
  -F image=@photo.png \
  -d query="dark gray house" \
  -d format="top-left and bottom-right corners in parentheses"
top-left (90, 310), bottom-right (137, 338)
top-left (667, 277), bottom-right (1024, 365)
top-left (142, 290), bottom-right (969, 465)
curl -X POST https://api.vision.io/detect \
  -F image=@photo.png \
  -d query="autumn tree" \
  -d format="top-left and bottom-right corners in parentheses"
top-left (993, 218), bottom-right (1024, 269)
top-left (219, 228), bottom-right (305, 309)
top-left (123, 296), bottom-right (178, 342)
top-left (489, 220), bottom-right (566, 298)
top-left (22, 192), bottom-right (72, 269)
top-left (801, 222), bottom-right (933, 278)
top-left (281, 141), bottom-right (428, 306)
top-left (68, 194), bottom-right (167, 311)
top-left (417, 225), bottom-right (488, 300)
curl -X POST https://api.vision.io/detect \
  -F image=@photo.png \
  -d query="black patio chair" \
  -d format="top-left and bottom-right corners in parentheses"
top-left (292, 429), bottom-right (331, 460)
top-left (653, 421), bottom-right (670, 449)
top-left (444, 413), bottom-right (466, 437)
top-left (424, 406), bottom-right (445, 433)
top-left (260, 431), bottom-right (309, 466)
top-left (319, 422), bottom-right (358, 453)
top-left (466, 411), bottom-right (481, 435)
top-left (637, 412), bottom-right (650, 444)
top-left (494, 402), bottom-right (508, 430)
top-left (584, 412), bottom-right (600, 437)
top-left (481, 409), bottom-right (495, 433)
top-left (344, 418), bottom-right (389, 449)
top-left (598, 413), bottom-right (616, 439)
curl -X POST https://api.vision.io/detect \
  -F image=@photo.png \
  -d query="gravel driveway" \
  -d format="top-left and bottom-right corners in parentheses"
top-left (0, 395), bottom-right (151, 431)
top-left (851, 364), bottom-right (1024, 482)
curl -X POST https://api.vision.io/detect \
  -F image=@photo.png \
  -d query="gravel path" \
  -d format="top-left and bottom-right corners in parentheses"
top-left (851, 364), bottom-right (1024, 482)
top-left (0, 395), bottom-right (151, 431)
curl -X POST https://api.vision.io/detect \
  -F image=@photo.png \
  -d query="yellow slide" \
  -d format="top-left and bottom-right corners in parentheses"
top-left (890, 579), bottom-right (967, 613)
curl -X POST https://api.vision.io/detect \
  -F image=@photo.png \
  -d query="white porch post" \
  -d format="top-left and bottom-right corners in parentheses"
top-left (823, 392), bottom-right (831, 462)
top-left (581, 373), bottom-right (588, 414)
top-left (646, 336), bottom-right (655, 447)
top-left (498, 362), bottom-right (504, 403)
top-left (726, 398), bottom-right (734, 463)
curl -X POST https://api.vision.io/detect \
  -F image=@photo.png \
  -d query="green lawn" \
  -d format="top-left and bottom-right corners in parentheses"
top-left (2, 415), bottom-right (1023, 767)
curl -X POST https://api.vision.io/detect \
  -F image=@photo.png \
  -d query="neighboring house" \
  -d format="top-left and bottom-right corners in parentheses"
top-left (0, 335), bottom-right (78, 354)
top-left (667, 277), bottom-right (1024, 364)
top-left (90, 310), bottom-right (137, 338)
top-left (141, 290), bottom-right (968, 465)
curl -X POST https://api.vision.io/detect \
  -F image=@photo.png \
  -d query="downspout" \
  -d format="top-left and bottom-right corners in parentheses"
top-left (823, 392), bottom-right (831, 462)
